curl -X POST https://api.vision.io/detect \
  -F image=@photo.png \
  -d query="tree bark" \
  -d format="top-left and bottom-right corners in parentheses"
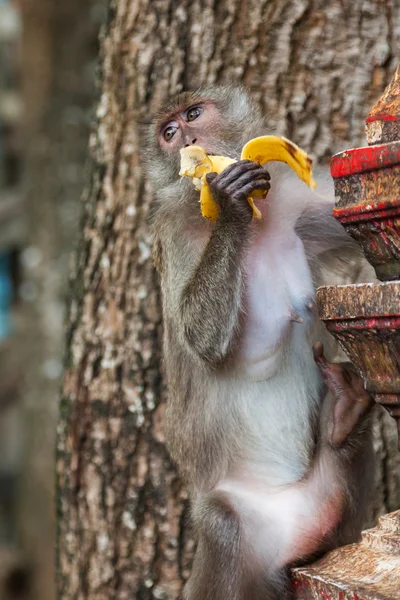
top-left (57, 0), bottom-right (400, 598)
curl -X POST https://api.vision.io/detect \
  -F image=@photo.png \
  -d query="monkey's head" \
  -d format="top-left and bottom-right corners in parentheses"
top-left (146, 85), bottom-right (266, 189)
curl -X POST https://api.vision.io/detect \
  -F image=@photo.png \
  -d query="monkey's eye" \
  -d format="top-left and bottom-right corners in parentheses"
top-left (186, 106), bottom-right (203, 122)
top-left (163, 125), bottom-right (177, 142)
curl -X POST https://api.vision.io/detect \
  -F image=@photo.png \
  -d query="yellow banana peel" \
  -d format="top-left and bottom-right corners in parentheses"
top-left (179, 136), bottom-right (316, 221)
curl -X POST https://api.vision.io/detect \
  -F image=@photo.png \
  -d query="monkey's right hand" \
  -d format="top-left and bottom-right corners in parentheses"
top-left (205, 161), bottom-right (271, 224)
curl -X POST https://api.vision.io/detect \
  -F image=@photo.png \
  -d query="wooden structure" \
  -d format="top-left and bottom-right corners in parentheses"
top-left (293, 64), bottom-right (400, 599)
top-left (321, 63), bottom-right (400, 445)
top-left (293, 510), bottom-right (400, 599)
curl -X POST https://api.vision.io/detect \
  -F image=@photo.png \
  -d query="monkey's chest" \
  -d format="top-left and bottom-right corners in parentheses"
top-left (238, 228), bottom-right (315, 380)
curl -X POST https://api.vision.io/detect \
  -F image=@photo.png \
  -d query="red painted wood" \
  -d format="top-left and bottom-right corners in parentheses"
top-left (328, 316), bottom-right (400, 330)
top-left (333, 198), bottom-right (400, 222)
top-left (330, 141), bottom-right (400, 178)
top-left (365, 114), bottom-right (399, 123)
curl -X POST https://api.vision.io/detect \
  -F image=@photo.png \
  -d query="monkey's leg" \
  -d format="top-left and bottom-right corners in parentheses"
top-left (313, 342), bottom-right (374, 548)
top-left (183, 491), bottom-right (288, 600)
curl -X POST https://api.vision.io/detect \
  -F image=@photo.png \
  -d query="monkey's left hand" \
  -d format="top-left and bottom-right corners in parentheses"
top-left (205, 161), bottom-right (271, 225)
top-left (313, 342), bottom-right (374, 448)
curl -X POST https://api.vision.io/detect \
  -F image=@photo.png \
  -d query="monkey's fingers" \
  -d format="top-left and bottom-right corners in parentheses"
top-left (213, 160), bottom-right (262, 187)
top-left (221, 160), bottom-right (271, 184)
top-left (238, 178), bottom-right (271, 200)
top-left (205, 172), bottom-right (218, 185)
top-left (224, 168), bottom-right (270, 196)
top-left (260, 166), bottom-right (271, 181)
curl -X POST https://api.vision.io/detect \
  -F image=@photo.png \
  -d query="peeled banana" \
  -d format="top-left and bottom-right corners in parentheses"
top-left (179, 136), bottom-right (316, 221)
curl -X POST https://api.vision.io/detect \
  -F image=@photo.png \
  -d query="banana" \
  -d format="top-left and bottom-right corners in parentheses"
top-left (179, 147), bottom-right (237, 221)
top-left (241, 136), bottom-right (316, 189)
top-left (179, 136), bottom-right (316, 221)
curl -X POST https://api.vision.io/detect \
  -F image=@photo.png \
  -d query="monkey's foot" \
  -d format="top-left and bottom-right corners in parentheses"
top-left (313, 342), bottom-right (374, 447)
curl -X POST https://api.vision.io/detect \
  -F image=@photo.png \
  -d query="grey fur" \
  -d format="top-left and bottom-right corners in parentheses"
top-left (145, 85), bottom-right (373, 600)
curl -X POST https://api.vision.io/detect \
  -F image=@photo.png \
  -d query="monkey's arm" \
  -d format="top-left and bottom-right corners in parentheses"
top-left (265, 164), bottom-right (352, 259)
top-left (179, 161), bottom-right (270, 366)
top-left (269, 165), bottom-right (367, 280)
top-left (295, 188), bottom-right (375, 289)
top-left (295, 196), bottom-right (359, 258)
top-left (180, 218), bottom-right (248, 365)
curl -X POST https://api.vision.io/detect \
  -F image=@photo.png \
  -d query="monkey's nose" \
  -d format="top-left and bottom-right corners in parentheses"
top-left (184, 139), bottom-right (197, 147)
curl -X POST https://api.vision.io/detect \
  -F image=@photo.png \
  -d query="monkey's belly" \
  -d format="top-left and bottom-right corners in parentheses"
top-left (237, 332), bottom-right (288, 380)
top-left (216, 470), bottom-right (345, 568)
top-left (239, 227), bottom-right (315, 380)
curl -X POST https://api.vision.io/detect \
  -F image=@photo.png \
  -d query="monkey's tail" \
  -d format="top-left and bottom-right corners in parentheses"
top-left (182, 490), bottom-right (288, 600)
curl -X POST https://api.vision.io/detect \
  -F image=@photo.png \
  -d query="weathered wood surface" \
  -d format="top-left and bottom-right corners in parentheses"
top-left (317, 282), bottom-right (400, 321)
top-left (367, 63), bottom-right (400, 145)
top-left (331, 64), bottom-right (400, 281)
top-left (333, 165), bottom-right (400, 281)
top-left (292, 511), bottom-right (400, 600)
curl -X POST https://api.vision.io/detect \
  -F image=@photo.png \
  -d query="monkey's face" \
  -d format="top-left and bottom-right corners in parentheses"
top-left (157, 101), bottom-right (222, 155)
top-left (147, 86), bottom-right (266, 189)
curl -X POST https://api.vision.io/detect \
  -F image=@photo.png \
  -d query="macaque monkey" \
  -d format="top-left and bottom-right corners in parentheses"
top-left (146, 86), bottom-right (374, 600)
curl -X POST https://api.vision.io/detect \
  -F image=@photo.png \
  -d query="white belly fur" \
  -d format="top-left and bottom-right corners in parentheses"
top-left (216, 457), bottom-right (345, 568)
top-left (219, 188), bottom-right (341, 566)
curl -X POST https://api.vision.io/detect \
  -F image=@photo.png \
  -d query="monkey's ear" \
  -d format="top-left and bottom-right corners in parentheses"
top-left (152, 236), bottom-right (163, 273)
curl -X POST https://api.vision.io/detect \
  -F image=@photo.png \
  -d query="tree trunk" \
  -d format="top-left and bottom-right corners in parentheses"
top-left (19, 1), bottom-right (105, 598)
top-left (56, 0), bottom-right (400, 598)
